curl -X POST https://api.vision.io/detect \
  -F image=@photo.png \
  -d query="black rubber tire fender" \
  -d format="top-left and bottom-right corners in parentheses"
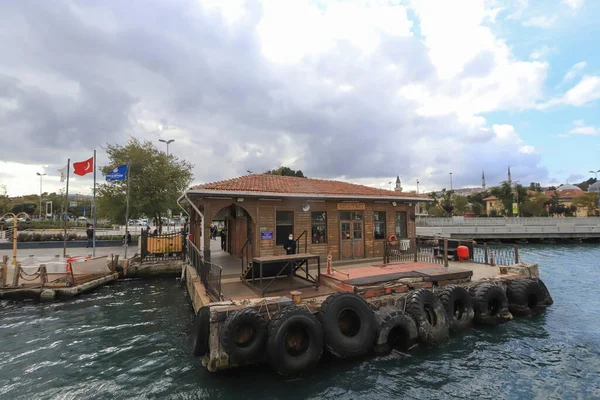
top-left (405, 289), bottom-right (449, 345)
top-left (506, 278), bottom-right (547, 317)
top-left (317, 292), bottom-right (377, 358)
top-left (437, 285), bottom-right (474, 332)
top-left (267, 306), bottom-right (324, 375)
top-left (220, 308), bottom-right (267, 363)
top-left (374, 309), bottom-right (418, 354)
top-left (469, 284), bottom-right (512, 325)
top-left (191, 306), bottom-right (211, 357)
top-left (537, 279), bottom-right (554, 306)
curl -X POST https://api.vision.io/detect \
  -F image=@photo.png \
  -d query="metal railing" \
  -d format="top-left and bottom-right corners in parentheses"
top-left (241, 232), bottom-right (253, 276)
top-left (187, 239), bottom-right (223, 302)
top-left (384, 237), bottom-right (445, 266)
top-left (472, 243), bottom-right (520, 266)
top-left (141, 230), bottom-right (186, 262)
top-left (417, 216), bottom-right (600, 227)
top-left (295, 230), bottom-right (308, 254)
top-left (384, 237), bottom-right (521, 267)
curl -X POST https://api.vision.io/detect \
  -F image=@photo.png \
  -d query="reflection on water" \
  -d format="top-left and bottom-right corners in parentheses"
top-left (1, 244), bottom-right (600, 399)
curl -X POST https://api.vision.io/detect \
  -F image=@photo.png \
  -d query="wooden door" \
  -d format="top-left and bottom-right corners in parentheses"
top-left (352, 219), bottom-right (364, 258)
top-left (340, 212), bottom-right (364, 260)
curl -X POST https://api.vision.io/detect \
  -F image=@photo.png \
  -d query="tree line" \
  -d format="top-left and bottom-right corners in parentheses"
top-left (425, 180), bottom-right (599, 217)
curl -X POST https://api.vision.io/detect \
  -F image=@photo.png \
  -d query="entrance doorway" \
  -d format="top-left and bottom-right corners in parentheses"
top-left (340, 211), bottom-right (364, 259)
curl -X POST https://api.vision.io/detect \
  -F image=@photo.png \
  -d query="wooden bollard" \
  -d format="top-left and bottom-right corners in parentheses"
top-left (489, 250), bottom-right (495, 267)
top-left (514, 244), bottom-right (519, 264)
top-left (12, 263), bottom-right (21, 287)
top-left (484, 243), bottom-right (489, 265)
top-left (0, 263), bottom-right (6, 288)
top-left (39, 264), bottom-right (47, 287)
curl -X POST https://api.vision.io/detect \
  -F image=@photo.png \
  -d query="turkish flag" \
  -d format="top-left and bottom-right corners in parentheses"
top-left (73, 157), bottom-right (94, 176)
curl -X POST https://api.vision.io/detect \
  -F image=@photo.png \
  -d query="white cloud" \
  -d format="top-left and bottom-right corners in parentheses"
top-left (522, 15), bottom-right (557, 28)
top-left (0, 0), bottom-right (548, 196)
top-left (519, 145), bottom-right (536, 154)
top-left (564, 76), bottom-right (600, 106)
top-left (564, 120), bottom-right (600, 136)
top-left (562, 0), bottom-right (584, 10)
top-left (562, 61), bottom-right (586, 83)
top-left (538, 75), bottom-right (600, 108)
top-left (257, 0), bottom-right (413, 64)
top-left (529, 45), bottom-right (557, 60)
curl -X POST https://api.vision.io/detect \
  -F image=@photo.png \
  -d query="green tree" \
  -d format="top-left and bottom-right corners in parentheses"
top-left (97, 138), bottom-right (194, 229)
top-left (265, 166), bottom-right (306, 178)
top-left (452, 195), bottom-right (469, 216)
top-left (528, 182), bottom-right (542, 192)
top-left (439, 189), bottom-right (454, 216)
top-left (491, 182), bottom-right (528, 216)
top-left (573, 192), bottom-right (599, 216)
top-left (548, 192), bottom-right (566, 216)
top-left (521, 192), bottom-right (548, 217)
top-left (0, 185), bottom-right (9, 215)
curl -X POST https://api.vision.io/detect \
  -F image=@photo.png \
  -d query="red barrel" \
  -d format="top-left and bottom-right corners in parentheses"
top-left (457, 245), bottom-right (469, 262)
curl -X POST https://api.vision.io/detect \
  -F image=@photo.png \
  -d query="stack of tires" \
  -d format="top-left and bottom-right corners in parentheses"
top-left (190, 278), bottom-right (552, 375)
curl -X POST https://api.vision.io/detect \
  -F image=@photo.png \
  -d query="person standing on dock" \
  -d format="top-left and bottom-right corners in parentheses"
top-left (284, 234), bottom-right (296, 255)
top-left (220, 228), bottom-right (227, 251)
top-left (86, 224), bottom-right (93, 248)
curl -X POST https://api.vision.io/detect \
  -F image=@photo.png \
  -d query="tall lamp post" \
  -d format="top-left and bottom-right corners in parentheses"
top-left (36, 172), bottom-right (46, 220)
top-left (159, 139), bottom-right (175, 157)
top-left (589, 169), bottom-right (600, 180)
top-left (449, 172), bottom-right (453, 191)
top-left (416, 179), bottom-right (420, 194)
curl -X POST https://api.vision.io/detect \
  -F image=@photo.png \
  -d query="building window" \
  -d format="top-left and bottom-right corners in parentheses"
top-left (395, 212), bottom-right (407, 238)
top-left (276, 211), bottom-right (294, 245)
top-left (374, 211), bottom-right (386, 240)
top-left (311, 212), bottom-right (327, 244)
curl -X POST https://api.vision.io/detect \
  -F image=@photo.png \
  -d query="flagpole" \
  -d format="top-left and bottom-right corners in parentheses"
top-left (92, 150), bottom-right (97, 257)
top-left (124, 162), bottom-right (130, 259)
top-left (63, 159), bottom-right (70, 258)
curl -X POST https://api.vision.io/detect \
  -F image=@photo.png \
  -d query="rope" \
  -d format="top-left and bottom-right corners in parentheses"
top-left (19, 271), bottom-right (41, 281)
top-left (19, 267), bottom-right (41, 276)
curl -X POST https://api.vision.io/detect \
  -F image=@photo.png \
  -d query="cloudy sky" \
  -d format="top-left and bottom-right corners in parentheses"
top-left (1, 0), bottom-right (599, 197)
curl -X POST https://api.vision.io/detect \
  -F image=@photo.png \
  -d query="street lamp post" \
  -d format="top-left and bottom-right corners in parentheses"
top-left (589, 170), bottom-right (600, 180)
top-left (159, 139), bottom-right (175, 157)
top-left (416, 179), bottom-right (420, 194)
top-left (449, 172), bottom-right (453, 191)
top-left (36, 172), bottom-right (46, 220)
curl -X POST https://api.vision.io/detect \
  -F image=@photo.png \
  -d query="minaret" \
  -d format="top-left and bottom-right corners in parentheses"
top-left (395, 175), bottom-right (403, 192)
top-left (507, 166), bottom-right (512, 185)
top-left (482, 170), bottom-right (486, 190)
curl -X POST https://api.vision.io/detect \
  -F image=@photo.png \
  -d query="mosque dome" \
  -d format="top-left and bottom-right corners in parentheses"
top-left (557, 184), bottom-right (582, 191)
top-left (588, 182), bottom-right (600, 192)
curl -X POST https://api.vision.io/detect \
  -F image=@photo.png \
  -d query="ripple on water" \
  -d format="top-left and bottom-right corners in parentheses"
top-left (1, 246), bottom-right (600, 399)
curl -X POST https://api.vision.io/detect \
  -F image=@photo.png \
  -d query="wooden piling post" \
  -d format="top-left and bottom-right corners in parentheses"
top-left (490, 251), bottom-right (495, 267)
top-left (413, 238), bottom-right (418, 262)
top-left (39, 264), bottom-right (47, 287)
top-left (12, 263), bottom-right (21, 287)
top-left (484, 243), bottom-right (488, 265)
top-left (443, 239), bottom-right (449, 267)
top-left (514, 244), bottom-right (519, 264)
top-left (0, 261), bottom-right (6, 288)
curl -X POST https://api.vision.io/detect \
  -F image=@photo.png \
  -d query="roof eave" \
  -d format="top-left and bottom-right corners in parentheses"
top-left (184, 189), bottom-right (432, 202)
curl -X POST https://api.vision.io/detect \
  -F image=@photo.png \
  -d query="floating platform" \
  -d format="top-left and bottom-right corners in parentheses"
top-left (184, 255), bottom-right (549, 374)
top-left (0, 256), bottom-right (118, 301)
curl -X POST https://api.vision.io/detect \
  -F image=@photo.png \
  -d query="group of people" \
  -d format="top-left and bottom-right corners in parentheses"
top-left (210, 224), bottom-right (228, 251)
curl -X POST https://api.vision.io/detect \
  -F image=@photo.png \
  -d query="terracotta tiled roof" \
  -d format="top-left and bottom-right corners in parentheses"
top-left (190, 174), bottom-right (430, 200)
top-left (483, 196), bottom-right (498, 201)
top-left (544, 189), bottom-right (585, 199)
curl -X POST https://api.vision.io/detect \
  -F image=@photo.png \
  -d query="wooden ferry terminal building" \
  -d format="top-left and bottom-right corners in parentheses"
top-left (181, 174), bottom-right (430, 263)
